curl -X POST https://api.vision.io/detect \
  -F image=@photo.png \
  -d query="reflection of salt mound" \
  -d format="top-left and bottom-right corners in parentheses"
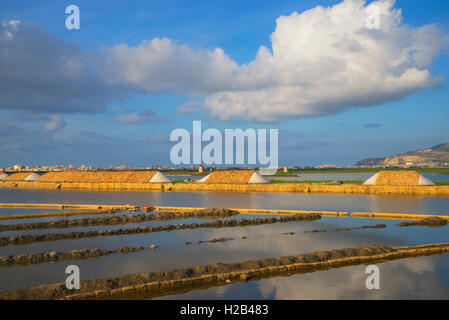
top-left (197, 170), bottom-right (268, 184)
top-left (0, 172), bottom-right (9, 180)
top-left (363, 171), bottom-right (435, 186)
top-left (149, 171), bottom-right (171, 183)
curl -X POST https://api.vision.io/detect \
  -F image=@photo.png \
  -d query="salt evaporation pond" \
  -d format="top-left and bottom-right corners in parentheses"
top-left (0, 188), bottom-right (448, 299)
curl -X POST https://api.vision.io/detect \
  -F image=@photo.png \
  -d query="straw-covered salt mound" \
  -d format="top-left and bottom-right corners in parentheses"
top-left (37, 171), bottom-right (89, 183)
top-left (197, 170), bottom-right (268, 184)
top-left (5, 172), bottom-right (40, 181)
top-left (5, 172), bottom-right (32, 181)
top-left (363, 170), bottom-right (435, 186)
top-left (37, 171), bottom-right (171, 183)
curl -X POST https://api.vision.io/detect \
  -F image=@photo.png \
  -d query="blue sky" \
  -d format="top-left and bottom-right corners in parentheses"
top-left (0, 0), bottom-right (448, 167)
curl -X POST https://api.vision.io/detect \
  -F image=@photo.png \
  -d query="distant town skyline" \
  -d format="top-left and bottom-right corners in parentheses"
top-left (0, 0), bottom-right (448, 167)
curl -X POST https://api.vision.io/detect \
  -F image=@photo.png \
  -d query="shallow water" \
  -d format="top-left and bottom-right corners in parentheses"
top-left (0, 187), bottom-right (448, 299)
top-left (1, 188), bottom-right (448, 215)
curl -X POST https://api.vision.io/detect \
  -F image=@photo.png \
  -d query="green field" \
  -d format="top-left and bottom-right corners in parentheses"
top-left (269, 180), bottom-right (364, 185)
top-left (434, 181), bottom-right (449, 185)
top-left (284, 167), bottom-right (449, 174)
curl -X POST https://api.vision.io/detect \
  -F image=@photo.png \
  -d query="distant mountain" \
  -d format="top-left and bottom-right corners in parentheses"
top-left (356, 141), bottom-right (449, 167)
top-left (355, 158), bottom-right (386, 167)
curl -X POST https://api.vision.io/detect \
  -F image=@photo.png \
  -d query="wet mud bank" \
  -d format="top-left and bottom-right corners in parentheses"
top-left (399, 216), bottom-right (449, 228)
top-left (304, 224), bottom-right (386, 233)
top-left (0, 208), bottom-right (239, 232)
top-left (0, 245), bottom-right (158, 267)
top-left (2, 243), bottom-right (449, 300)
top-left (0, 214), bottom-right (321, 247)
top-left (185, 237), bottom-right (244, 245)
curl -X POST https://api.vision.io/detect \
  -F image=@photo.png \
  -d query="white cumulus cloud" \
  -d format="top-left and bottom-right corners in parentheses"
top-left (102, 38), bottom-right (241, 94)
top-left (99, 0), bottom-right (448, 122)
top-left (1, 0), bottom-right (447, 122)
top-left (202, 0), bottom-right (448, 121)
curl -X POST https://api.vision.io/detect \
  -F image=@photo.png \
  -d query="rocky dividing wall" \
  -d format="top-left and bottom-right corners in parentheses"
top-left (0, 213), bottom-right (321, 247)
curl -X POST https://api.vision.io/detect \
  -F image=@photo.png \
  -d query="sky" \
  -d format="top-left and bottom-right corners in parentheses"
top-left (0, 0), bottom-right (448, 167)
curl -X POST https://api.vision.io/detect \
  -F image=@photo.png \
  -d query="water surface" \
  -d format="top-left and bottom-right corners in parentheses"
top-left (0, 187), bottom-right (448, 299)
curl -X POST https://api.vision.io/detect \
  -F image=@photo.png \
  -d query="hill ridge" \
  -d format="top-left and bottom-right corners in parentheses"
top-left (356, 141), bottom-right (449, 167)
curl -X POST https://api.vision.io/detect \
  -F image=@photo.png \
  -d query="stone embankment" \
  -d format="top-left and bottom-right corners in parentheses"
top-left (304, 224), bottom-right (386, 233)
top-left (0, 208), bottom-right (239, 232)
top-left (0, 245), bottom-right (158, 266)
top-left (399, 216), bottom-right (448, 228)
top-left (351, 212), bottom-right (449, 221)
top-left (0, 214), bottom-right (321, 247)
